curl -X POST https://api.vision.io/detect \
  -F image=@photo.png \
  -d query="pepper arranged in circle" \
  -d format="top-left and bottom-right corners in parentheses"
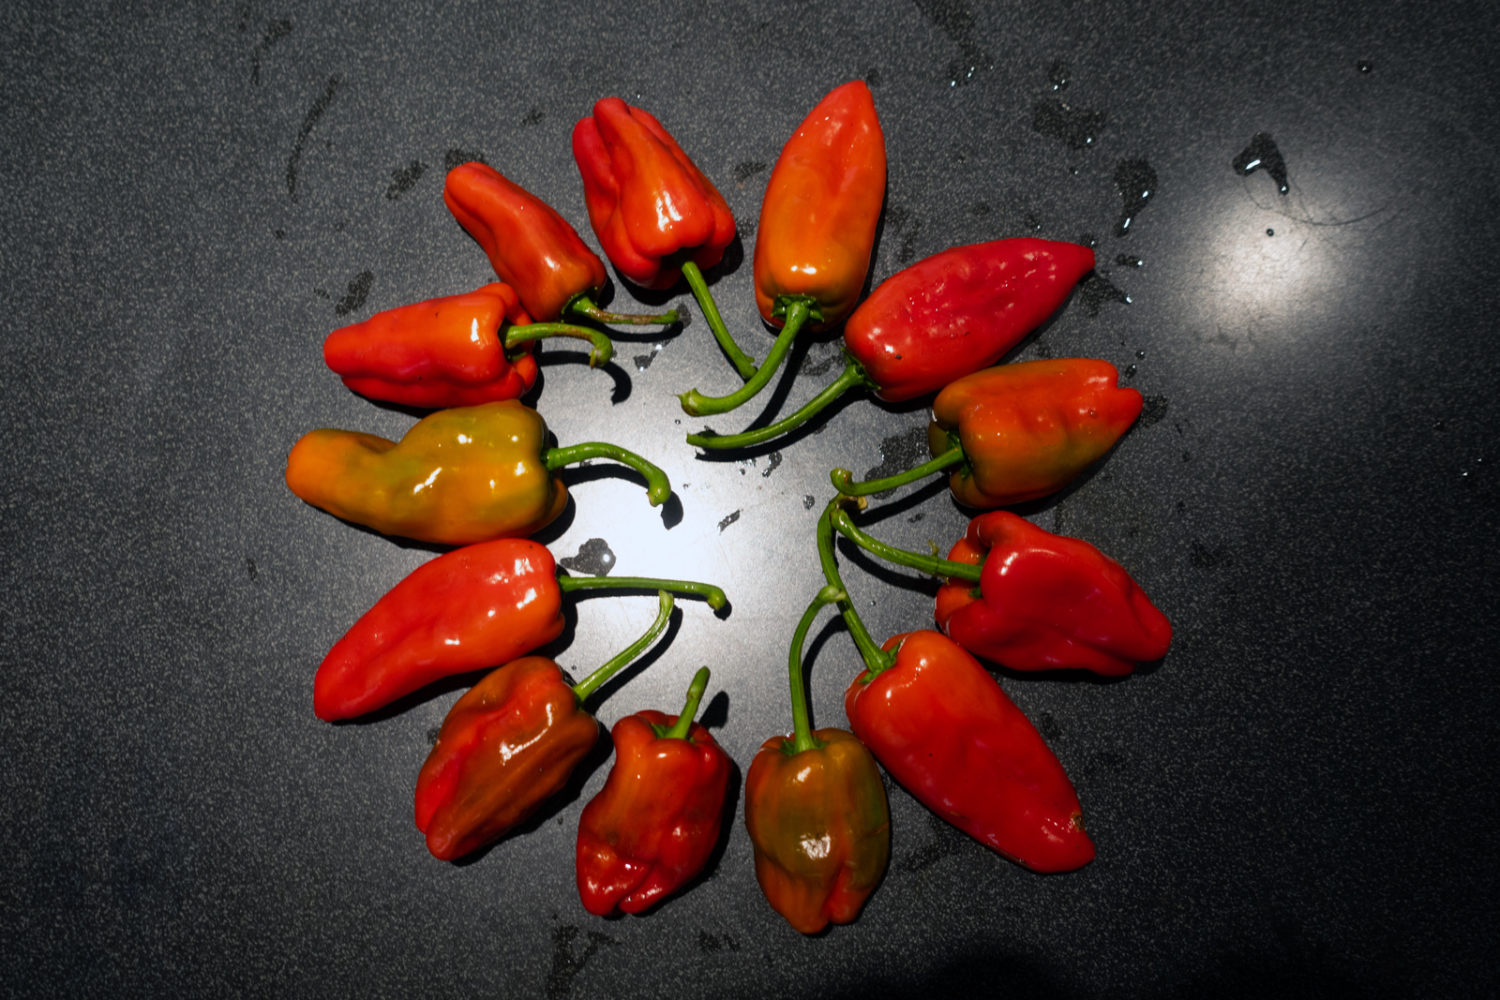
top-left (311, 537), bottom-right (728, 721)
top-left (831, 358), bottom-right (1142, 506)
top-left (322, 282), bottom-right (613, 409)
top-left (575, 666), bottom-right (732, 916)
top-left (285, 400), bottom-right (671, 546)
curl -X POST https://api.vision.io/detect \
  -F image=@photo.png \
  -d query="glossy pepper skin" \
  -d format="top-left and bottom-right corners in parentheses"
top-left (575, 708), bottom-right (731, 915)
top-left (313, 538), bottom-right (564, 721)
top-left (322, 282), bottom-right (538, 408)
top-left (845, 239), bottom-right (1097, 402)
top-left (573, 98), bottom-right (736, 290)
top-left (444, 161), bottom-right (609, 322)
top-left (935, 511), bottom-right (1172, 676)
top-left (753, 80), bottom-right (885, 331)
top-left (845, 630), bottom-right (1095, 873)
top-left (744, 728), bottom-right (890, 934)
top-left (928, 358), bottom-right (1143, 507)
top-left (415, 656), bottom-right (599, 861)
top-left (285, 400), bottom-right (567, 546)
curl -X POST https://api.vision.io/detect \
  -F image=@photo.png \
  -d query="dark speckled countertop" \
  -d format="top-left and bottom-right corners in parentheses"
top-left (4, 2), bottom-right (1498, 997)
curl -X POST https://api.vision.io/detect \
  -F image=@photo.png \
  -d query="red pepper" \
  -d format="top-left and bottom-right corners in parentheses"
top-left (679, 80), bottom-right (886, 418)
top-left (575, 667), bottom-right (731, 916)
top-left (416, 592), bottom-right (684, 861)
top-left (322, 282), bottom-right (613, 408)
top-left (686, 239), bottom-right (1095, 450)
top-left (444, 161), bottom-right (676, 327)
top-left (312, 538), bottom-right (727, 721)
top-left (935, 511), bottom-right (1172, 676)
top-left (831, 358), bottom-right (1142, 506)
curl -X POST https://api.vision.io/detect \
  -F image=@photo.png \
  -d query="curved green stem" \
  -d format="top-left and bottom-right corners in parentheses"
top-left (686, 360), bottom-right (873, 451)
top-left (568, 293), bottom-right (680, 328)
top-left (544, 441), bottom-right (672, 506)
top-left (785, 584), bottom-right (845, 754)
top-left (556, 574), bottom-right (728, 611)
top-left (830, 445), bottom-right (965, 498)
top-left (572, 591), bottom-right (674, 703)
top-left (681, 261), bottom-right (756, 380)
top-left (678, 297), bottom-right (815, 417)
top-left (828, 505), bottom-right (981, 583)
top-left (657, 666), bottom-right (711, 740)
top-left (817, 500), bottom-right (898, 679)
top-left (503, 322), bottom-right (613, 368)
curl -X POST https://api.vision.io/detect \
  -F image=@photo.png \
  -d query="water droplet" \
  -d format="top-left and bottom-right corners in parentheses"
top-left (1266, 228), bottom-right (1275, 236)
top-left (1357, 60), bottom-right (1373, 73)
top-left (1233, 132), bottom-right (1290, 194)
top-left (1048, 59), bottom-right (1071, 91)
top-left (1032, 97), bottom-right (1104, 150)
top-left (1433, 419), bottom-right (1446, 431)
top-left (1079, 272), bottom-right (1131, 316)
top-left (1081, 233), bottom-right (1099, 248)
top-left (1116, 254), bottom-right (1143, 268)
top-left (1124, 363), bottom-right (1138, 377)
top-left (1135, 349), bottom-right (1147, 359)
top-left (1113, 159), bottom-right (1157, 237)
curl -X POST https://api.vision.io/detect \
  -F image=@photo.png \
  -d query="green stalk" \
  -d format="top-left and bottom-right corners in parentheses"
top-left (556, 574), bottom-right (728, 612)
top-left (681, 261), bottom-right (756, 380)
top-left (656, 666), bottom-right (711, 740)
top-left (827, 505), bottom-right (982, 583)
top-left (568, 293), bottom-right (679, 328)
top-left (503, 321), bottom-right (614, 368)
top-left (830, 445), bottom-right (965, 497)
top-left (678, 297), bottom-right (816, 417)
top-left (544, 441), bottom-right (672, 506)
top-left (785, 584), bottom-right (845, 754)
top-left (816, 500), bottom-right (897, 679)
top-left (572, 591), bottom-right (675, 703)
top-left (686, 361), bottom-right (873, 451)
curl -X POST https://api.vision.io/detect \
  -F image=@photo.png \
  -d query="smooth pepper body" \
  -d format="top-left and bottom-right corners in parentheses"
top-left (415, 656), bottom-right (599, 861)
top-left (928, 358), bottom-right (1143, 507)
top-left (444, 161), bottom-right (608, 321)
top-left (844, 239), bottom-right (1096, 402)
top-left (575, 709), bottom-right (732, 915)
top-left (322, 282), bottom-right (538, 408)
top-left (845, 630), bottom-right (1095, 873)
top-left (744, 728), bottom-right (890, 934)
top-left (935, 511), bottom-right (1172, 676)
top-left (313, 538), bottom-right (565, 721)
top-left (753, 80), bottom-right (886, 331)
top-left (573, 98), bottom-right (736, 289)
top-left (285, 400), bottom-right (568, 545)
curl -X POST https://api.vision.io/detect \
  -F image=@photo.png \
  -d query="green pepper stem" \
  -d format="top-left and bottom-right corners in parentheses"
top-left (677, 297), bottom-right (815, 417)
top-left (680, 261), bottom-right (756, 380)
top-left (828, 505), bottom-right (982, 583)
top-left (830, 445), bottom-right (965, 498)
top-left (786, 584), bottom-right (845, 754)
top-left (544, 441), bottom-right (673, 506)
top-left (503, 322), bottom-right (614, 368)
top-left (557, 573), bottom-right (728, 611)
top-left (658, 666), bottom-right (711, 740)
top-left (572, 591), bottom-right (675, 703)
top-left (686, 360), bottom-right (873, 451)
top-left (817, 499), bottom-right (898, 680)
top-left (568, 294), bottom-right (679, 328)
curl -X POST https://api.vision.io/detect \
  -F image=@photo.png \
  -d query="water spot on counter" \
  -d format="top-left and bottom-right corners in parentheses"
top-left (633, 343), bottom-right (662, 371)
top-left (864, 426), bottom-right (930, 484)
top-left (521, 107), bottom-right (545, 126)
top-left (249, 18), bottom-right (293, 85)
top-left (273, 228), bottom-right (285, 239)
top-left (733, 160), bottom-right (767, 184)
top-left (313, 288), bottom-right (330, 299)
top-left (1080, 233), bottom-right (1098, 249)
top-left (718, 510), bottom-right (741, 532)
top-left (899, 809), bottom-right (968, 872)
top-left (1124, 363), bottom-right (1138, 378)
top-left (559, 538), bottom-right (615, 577)
top-left (1140, 395), bottom-right (1170, 427)
top-left (1024, 212), bottom-right (1044, 233)
top-left (1136, 350), bottom-right (1147, 359)
top-left (1032, 97), bottom-right (1103, 149)
top-left (697, 930), bottom-right (742, 953)
top-left (1116, 254), bottom-right (1143, 268)
top-left (1233, 132), bottom-right (1289, 194)
top-left (799, 346), bottom-right (842, 377)
top-left (334, 270), bottom-right (373, 316)
top-left (761, 452), bottom-right (783, 478)
top-left (865, 67), bottom-right (882, 86)
top-left (908, 511), bottom-right (925, 523)
top-left (1036, 711), bottom-right (1062, 741)
top-left (286, 75), bottom-right (340, 201)
top-left (235, 3), bottom-right (251, 31)
top-left (914, 0), bottom-right (991, 86)
top-left (1357, 60), bottom-right (1374, 73)
top-left (883, 205), bottom-right (925, 264)
top-left (1078, 272), bottom-right (1131, 316)
top-left (1114, 159), bottom-right (1157, 236)
top-left (1433, 420), bottom-right (1446, 432)
top-left (425, 726), bottom-right (440, 745)
top-left (384, 159), bottom-right (425, 200)
top-left (546, 926), bottom-right (615, 1000)
top-left (803, 495), bottom-right (816, 510)
top-left (1190, 540), bottom-right (1231, 569)
top-left (1048, 59), bottom-right (1071, 91)
top-left (972, 201), bottom-right (991, 217)
top-left (444, 148), bottom-right (487, 171)
top-left (1176, 500), bottom-right (1187, 514)
top-left (244, 557), bottom-right (258, 582)
top-left (1182, 450), bottom-right (1192, 462)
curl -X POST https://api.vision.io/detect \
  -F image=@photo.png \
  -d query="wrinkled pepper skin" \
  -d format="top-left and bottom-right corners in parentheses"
top-left (744, 728), bottom-right (890, 934)
top-left (928, 358), bottom-right (1142, 507)
top-left (444, 161), bottom-right (609, 321)
top-left (415, 656), bottom-right (599, 861)
top-left (845, 630), bottom-right (1095, 873)
top-left (575, 710), bottom-right (732, 915)
top-left (844, 239), bottom-right (1096, 402)
top-left (322, 282), bottom-right (538, 408)
top-left (936, 511), bottom-right (1172, 676)
top-left (753, 81), bottom-right (886, 331)
top-left (313, 538), bottom-right (565, 721)
top-left (572, 98), bottom-right (736, 290)
top-left (285, 400), bottom-right (568, 546)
